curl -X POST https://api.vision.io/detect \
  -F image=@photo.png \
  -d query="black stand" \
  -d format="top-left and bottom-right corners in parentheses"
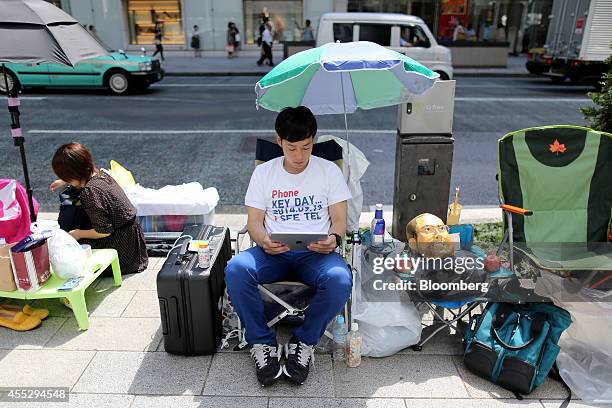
top-left (3, 63), bottom-right (36, 223)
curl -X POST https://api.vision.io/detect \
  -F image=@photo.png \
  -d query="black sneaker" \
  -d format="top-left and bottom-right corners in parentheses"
top-left (283, 336), bottom-right (315, 385)
top-left (250, 344), bottom-right (283, 387)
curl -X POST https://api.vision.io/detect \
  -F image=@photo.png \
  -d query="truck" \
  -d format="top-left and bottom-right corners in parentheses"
top-left (543, 0), bottom-right (611, 86)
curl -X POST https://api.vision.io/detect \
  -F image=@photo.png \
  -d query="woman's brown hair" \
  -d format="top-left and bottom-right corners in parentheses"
top-left (52, 142), bottom-right (97, 183)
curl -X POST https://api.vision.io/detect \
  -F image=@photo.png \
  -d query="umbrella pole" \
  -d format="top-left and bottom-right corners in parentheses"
top-left (3, 63), bottom-right (36, 223)
top-left (340, 72), bottom-right (351, 181)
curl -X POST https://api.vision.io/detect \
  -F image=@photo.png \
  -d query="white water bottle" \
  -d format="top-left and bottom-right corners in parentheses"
top-left (332, 315), bottom-right (348, 361)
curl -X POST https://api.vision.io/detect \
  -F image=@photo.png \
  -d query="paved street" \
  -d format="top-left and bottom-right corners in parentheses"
top-left (1, 76), bottom-right (593, 212)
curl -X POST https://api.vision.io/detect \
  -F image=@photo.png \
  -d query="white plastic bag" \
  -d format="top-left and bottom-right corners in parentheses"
top-left (318, 135), bottom-right (370, 232)
top-left (557, 338), bottom-right (612, 405)
top-left (352, 240), bottom-right (423, 357)
top-left (48, 229), bottom-right (86, 279)
top-left (356, 302), bottom-right (422, 357)
top-left (535, 273), bottom-right (612, 404)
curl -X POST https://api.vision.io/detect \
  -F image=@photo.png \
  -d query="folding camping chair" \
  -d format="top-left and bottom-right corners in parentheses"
top-left (414, 300), bottom-right (481, 350)
top-left (409, 244), bottom-right (499, 350)
top-left (497, 125), bottom-right (612, 290)
top-left (229, 138), bottom-right (359, 348)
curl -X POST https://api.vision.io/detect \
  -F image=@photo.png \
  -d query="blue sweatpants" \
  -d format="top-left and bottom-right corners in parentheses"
top-left (225, 246), bottom-right (352, 346)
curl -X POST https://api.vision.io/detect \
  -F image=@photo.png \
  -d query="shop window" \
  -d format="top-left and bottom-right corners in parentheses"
top-left (348, 0), bottom-right (410, 13)
top-left (358, 24), bottom-right (391, 46)
top-left (127, 0), bottom-right (185, 45)
top-left (243, 1), bottom-right (303, 45)
top-left (333, 23), bottom-right (354, 43)
top-left (400, 25), bottom-right (431, 48)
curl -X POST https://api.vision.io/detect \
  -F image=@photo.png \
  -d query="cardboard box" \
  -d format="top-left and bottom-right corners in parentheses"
top-left (0, 243), bottom-right (17, 292)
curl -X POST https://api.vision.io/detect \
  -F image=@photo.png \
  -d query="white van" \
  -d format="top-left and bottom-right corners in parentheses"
top-left (316, 12), bottom-right (453, 79)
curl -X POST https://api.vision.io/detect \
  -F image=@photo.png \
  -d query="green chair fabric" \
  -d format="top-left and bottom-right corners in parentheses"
top-left (497, 125), bottom-right (612, 271)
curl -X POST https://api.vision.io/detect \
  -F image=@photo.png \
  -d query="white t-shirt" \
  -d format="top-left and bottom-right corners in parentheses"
top-left (245, 156), bottom-right (352, 234)
top-left (262, 27), bottom-right (273, 45)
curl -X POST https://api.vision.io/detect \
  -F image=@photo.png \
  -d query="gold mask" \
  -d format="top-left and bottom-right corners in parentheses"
top-left (406, 213), bottom-right (455, 258)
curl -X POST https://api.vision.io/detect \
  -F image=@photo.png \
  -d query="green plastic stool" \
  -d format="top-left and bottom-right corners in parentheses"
top-left (0, 249), bottom-right (122, 330)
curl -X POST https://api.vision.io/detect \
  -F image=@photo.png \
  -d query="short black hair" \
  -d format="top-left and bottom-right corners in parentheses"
top-left (306, 19), bottom-right (311, 25)
top-left (275, 106), bottom-right (317, 142)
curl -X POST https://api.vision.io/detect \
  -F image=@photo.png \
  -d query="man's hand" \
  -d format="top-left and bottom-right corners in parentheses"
top-left (308, 235), bottom-right (337, 254)
top-left (261, 234), bottom-right (290, 255)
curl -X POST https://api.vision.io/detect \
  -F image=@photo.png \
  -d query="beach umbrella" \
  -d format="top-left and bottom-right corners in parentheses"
top-left (0, 0), bottom-right (108, 221)
top-left (255, 41), bottom-right (439, 115)
top-left (255, 41), bottom-right (439, 178)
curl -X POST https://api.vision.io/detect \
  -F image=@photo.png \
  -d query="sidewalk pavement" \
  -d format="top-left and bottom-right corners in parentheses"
top-left (38, 206), bottom-right (502, 237)
top-left (158, 51), bottom-right (530, 77)
top-left (1, 207), bottom-right (580, 408)
top-left (213, 205), bottom-right (504, 236)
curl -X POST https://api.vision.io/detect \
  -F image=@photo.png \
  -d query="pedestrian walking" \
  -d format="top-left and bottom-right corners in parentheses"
top-left (256, 16), bottom-right (267, 60)
top-left (493, 23), bottom-right (507, 42)
top-left (295, 19), bottom-right (314, 41)
top-left (226, 22), bottom-right (236, 58)
top-left (152, 22), bottom-right (164, 61)
top-left (256, 22), bottom-right (274, 66)
top-left (452, 19), bottom-right (465, 41)
top-left (191, 25), bottom-right (201, 58)
top-left (232, 23), bottom-right (241, 57)
top-left (466, 24), bottom-right (477, 40)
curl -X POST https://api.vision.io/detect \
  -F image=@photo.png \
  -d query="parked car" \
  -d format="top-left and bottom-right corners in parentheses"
top-left (0, 50), bottom-right (164, 95)
top-left (316, 12), bottom-right (453, 80)
top-left (525, 48), bottom-right (552, 75)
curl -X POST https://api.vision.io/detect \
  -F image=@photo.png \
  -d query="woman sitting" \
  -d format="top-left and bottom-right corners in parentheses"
top-left (50, 142), bottom-right (148, 275)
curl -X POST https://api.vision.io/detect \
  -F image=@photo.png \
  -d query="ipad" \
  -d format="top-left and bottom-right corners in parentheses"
top-left (270, 232), bottom-right (329, 250)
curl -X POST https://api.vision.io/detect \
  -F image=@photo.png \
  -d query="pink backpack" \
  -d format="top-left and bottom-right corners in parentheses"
top-left (0, 179), bottom-right (39, 244)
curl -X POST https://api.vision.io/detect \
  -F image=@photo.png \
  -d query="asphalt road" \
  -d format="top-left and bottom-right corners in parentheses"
top-left (0, 76), bottom-right (594, 212)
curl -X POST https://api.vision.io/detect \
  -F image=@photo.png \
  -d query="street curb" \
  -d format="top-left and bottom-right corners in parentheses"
top-left (164, 71), bottom-right (532, 78)
top-left (165, 71), bottom-right (269, 77)
top-left (454, 72), bottom-right (532, 78)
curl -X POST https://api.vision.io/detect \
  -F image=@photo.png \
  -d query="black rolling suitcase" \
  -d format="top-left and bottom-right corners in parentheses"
top-left (156, 224), bottom-right (231, 355)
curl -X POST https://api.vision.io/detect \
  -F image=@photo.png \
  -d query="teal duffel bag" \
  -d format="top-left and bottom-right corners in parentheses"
top-left (463, 302), bottom-right (572, 395)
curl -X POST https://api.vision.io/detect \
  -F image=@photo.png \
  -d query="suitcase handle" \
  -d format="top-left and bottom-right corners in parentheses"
top-left (175, 238), bottom-right (191, 265)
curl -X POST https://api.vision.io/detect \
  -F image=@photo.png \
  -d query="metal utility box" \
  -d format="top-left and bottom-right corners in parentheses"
top-left (397, 80), bottom-right (455, 135)
top-left (392, 80), bottom-right (456, 240)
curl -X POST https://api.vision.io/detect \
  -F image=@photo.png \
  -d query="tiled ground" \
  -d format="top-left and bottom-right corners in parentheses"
top-left (0, 257), bottom-right (584, 408)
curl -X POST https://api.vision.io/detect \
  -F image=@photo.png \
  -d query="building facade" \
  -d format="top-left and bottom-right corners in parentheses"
top-left (54, 0), bottom-right (551, 53)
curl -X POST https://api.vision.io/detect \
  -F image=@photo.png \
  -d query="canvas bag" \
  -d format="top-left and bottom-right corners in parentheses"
top-left (10, 232), bottom-right (53, 292)
top-left (463, 302), bottom-right (572, 395)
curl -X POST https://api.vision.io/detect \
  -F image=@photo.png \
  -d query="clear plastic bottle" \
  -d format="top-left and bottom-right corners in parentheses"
top-left (371, 203), bottom-right (385, 248)
top-left (332, 315), bottom-right (348, 361)
top-left (197, 240), bottom-right (211, 269)
top-left (345, 323), bottom-right (362, 368)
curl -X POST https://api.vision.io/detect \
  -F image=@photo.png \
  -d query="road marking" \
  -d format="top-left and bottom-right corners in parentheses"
top-left (8, 96), bottom-right (47, 100)
top-left (455, 97), bottom-right (590, 102)
top-left (19, 95), bottom-right (591, 103)
top-left (456, 84), bottom-right (592, 90)
top-left (28, 128), bottom-right (397, 134)
top-left (155, 83), bottom-right (255, 87)
top-left (155, 82), bottom-right (593, 91)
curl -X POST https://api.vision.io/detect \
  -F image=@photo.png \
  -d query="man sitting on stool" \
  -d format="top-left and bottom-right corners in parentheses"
top-left (225, 106), bottom-right (352, 387)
